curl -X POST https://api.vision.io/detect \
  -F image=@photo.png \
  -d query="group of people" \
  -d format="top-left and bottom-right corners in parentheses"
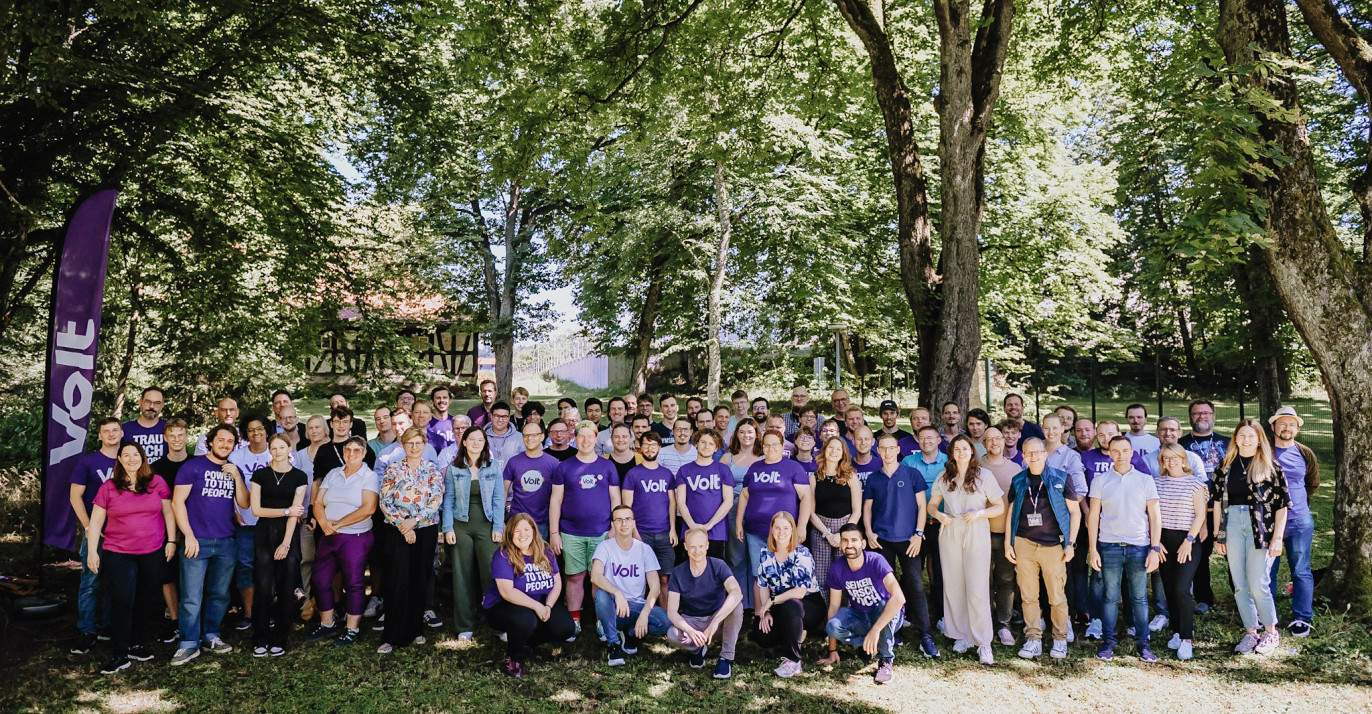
top-left (70, 383), bottom-right (1318, 680)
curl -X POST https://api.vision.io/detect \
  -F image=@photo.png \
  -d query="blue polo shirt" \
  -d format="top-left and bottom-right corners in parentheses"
top-left (899, 450), bottom-right (948, 497)
top-left (864, 464), bottom-right (926, 542)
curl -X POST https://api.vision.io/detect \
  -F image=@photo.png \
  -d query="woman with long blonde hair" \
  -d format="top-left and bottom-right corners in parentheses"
top-left (1212, 419), bottom-right (1289, 656)
top-left (483, 513), bottom-right (573, 677)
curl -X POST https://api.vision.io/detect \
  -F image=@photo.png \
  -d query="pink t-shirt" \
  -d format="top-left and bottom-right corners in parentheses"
top-left (94, 476), bottom-right (171, 555)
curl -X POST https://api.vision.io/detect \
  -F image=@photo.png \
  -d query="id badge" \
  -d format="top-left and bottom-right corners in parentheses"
top-left (1026, 513), bottom-right (1044, 527)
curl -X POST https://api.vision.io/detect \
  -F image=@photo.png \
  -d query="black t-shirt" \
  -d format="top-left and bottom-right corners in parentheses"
top-left (649, 421), bottom-right (672, 442)
top-left (547, 446), bottom-right (576, 462)
top-left (311, 439), bottom-right (377, 482)
top-left (251, 465), bottom-right (308, 511)
top-left (1227, 456), bottom-right (1253, 506)
top-left (1017, 471), bottom-right (1076, 546)
top-left (610, 455), bottom-right (636, 481)
top-left (151, 453), bottom-right (191, 485)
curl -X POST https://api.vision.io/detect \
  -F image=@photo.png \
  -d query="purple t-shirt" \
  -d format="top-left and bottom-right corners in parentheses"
top-left (482, 547), bottom-right (560, 609)
top-left (851, 455), bottom-right (883, 485)
top-left (72, 450), bottom-right (117, 513)
top-left (742, 459), bottom-right (808, 538)
top-left (502, 452), bottom-right (560, 524)
top-left (551, 456), bottom-right (620, 537)
top-left (174, 455), bottom-right (239, 540)
top-left (1081, 448), bottom-right (1153, 488)
top-left (826, 551), bottom-right (896, 614)
top-left (674, 461), bottom-right (736, 540)
top-left (122, 419), bottom-right (167, 462)
top-left (428, 416), bottom-right (456, 454)
top-left (623, 464), bottom-right (674, 534)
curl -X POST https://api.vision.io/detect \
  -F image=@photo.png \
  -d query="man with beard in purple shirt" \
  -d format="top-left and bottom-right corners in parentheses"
top-left (122, 387), bottom-right (167, 462)
top-left (822, 525), bottom-right (906, 683)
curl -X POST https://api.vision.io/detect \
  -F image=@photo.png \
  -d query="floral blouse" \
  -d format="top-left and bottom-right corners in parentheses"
top-left (381, 458), bottom-right (446, 529)
top-left (756, 544), bottom-right (820, 595)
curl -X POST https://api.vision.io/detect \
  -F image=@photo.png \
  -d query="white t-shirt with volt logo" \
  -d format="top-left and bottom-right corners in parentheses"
top-left (592, 537), bottom-right (661, 603)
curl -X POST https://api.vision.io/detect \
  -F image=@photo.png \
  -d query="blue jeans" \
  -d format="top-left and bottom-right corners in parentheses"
top-left (1225, 506), bottom-right (1278, 630)
top-left (76, 537), bottom-right (110, 634)
top-left (826, 606), bottom-right (898, 660)
top-left (1098, 543), bottom-right (1150, 647)
top-left (179, 537), bottom-right (236, 649)
top-left (1268, 511), bottom-right (1314, 623)
top-left (592, 590), bottom-right (670, 646)
top-left (234, 526), bottom-right (255, 589)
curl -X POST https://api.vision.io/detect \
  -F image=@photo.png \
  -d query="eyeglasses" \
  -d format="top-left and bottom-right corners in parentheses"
top-left (612, 517), bottom-right (635, 524)
top-left (403, 441), bottom-right (426, 447)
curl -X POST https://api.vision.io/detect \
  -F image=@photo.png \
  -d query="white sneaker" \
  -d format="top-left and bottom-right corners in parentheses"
top-left (953, 639), bottom-right (973, 653)
top-left (1167, 633), bottom-right (1182, 650)
top-left (457, 631), bottom-right (473, 641)
top-left (1050, 639), bottom-right (1068, 659)
top-left (1066, 621), bottom-right (1075, 643)
top-left (363, 596), bottom-right (383, 618)
top-left (1126, 626), bottom-right (1136, 637)
top-left (1149, 614), bottom-right (1169, 632)
top-left (978, 645), bottom-right (994, 665)
top-left (1235, 633), bottom-right (1259, 654)
top-left (997, 627), bottom-right (1015, 646)
top-left (1085, 619), bottom-right (1103, 640)
top-left (1177, 641), bottom-right (1193, 660)
top-left (1017, 639), bottom-right (1042, 659)
top-left (774, 658), bottom-right (803, 678)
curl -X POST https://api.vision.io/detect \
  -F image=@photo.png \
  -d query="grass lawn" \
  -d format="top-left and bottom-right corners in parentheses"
top-left (2, 394), bottom-right (1367, 712)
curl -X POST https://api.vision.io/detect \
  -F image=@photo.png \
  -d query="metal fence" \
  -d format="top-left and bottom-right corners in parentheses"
top-left (982, 355), bottom-right (1334, 466)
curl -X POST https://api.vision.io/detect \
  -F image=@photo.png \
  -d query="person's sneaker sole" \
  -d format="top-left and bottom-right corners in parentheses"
top-left (100, 659), bottom-right (130, 675)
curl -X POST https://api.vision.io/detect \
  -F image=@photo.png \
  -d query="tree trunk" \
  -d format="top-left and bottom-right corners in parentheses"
top-left (112, 271), bottom-right (143, 419)
top-left (1219, 0), bottom-right (1372, 617)
top-left (832, 0), bottom-right (938, 406)
top-left (630, 252), bottom-right (668, 394)
top-left (707, 160), bottom-right (732, 409)
top-left (833, 0), bottom-right (1013, 410)
top-left (1233, 247), bottom-right (1284, 423)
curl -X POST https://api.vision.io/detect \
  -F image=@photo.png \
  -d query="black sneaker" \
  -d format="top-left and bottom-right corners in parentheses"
top-left (100, 657), bottom-right (131, 675)
top-left (160, 622), bottom-right (180, 644)
top-left (235, 618), bottom-right (252, 632)
top-left (1289, 621), bottom-right (1312, 638)
top-left (623, 633), bottom-right (641, 654)
top-left (334, 628), bottom-right (360, 647)
top-left (607, 643), bottom-right (626, 666)
top-left (305, 623), bottom-right (338, 643)
top-left (126, 645), bottom-right (154, 662)
top-left (689, 647), bottom-right (707, 668)
top-left (71, 632), bottom-right (98, 654)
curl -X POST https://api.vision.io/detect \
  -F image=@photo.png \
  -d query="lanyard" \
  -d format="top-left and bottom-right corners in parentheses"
top-left (1026, 474), bottom-right (1046, 512)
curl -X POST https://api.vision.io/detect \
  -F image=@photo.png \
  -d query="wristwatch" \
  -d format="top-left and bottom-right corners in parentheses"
top-left (1063, 540), bottom-right (1074, 548)
top-left (915, 530), bottom-right (925, 538)
top-left (1185, 535), bottom-right (1197, 543)
top-left (1151, 545), bottom-right (1162, 553)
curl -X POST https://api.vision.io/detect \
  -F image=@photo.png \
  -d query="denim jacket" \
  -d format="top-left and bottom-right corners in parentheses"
top-left (442, 460), bottom-right (506, 534)
top-left (1008, 466), bottom-right (1074, 544)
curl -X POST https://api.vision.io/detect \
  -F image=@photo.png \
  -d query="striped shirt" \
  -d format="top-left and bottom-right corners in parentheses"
top-left (1154, 474), bottom-right (1206, 531)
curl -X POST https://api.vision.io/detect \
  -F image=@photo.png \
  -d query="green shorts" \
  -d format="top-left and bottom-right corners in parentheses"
top-left (561, 532), bottom-right (608, 575)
